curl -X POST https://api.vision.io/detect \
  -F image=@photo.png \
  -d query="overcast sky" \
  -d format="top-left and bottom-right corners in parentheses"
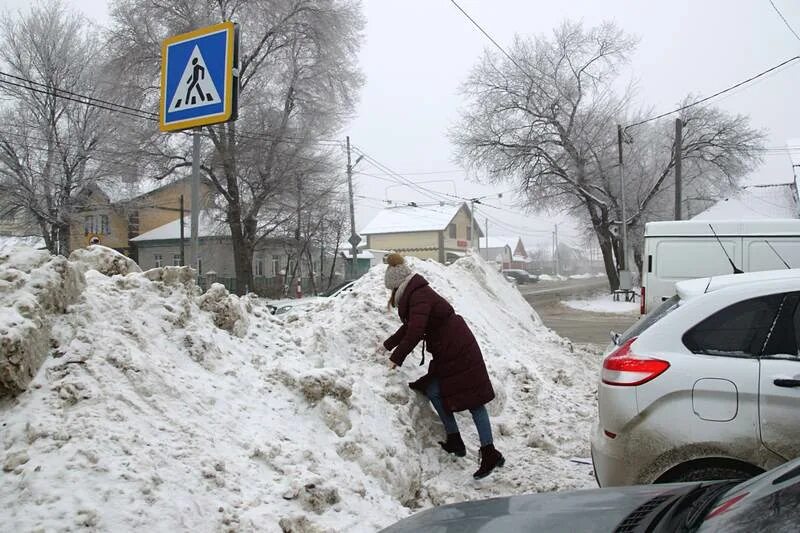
top-left (2, 0), bottom-right (799, 249)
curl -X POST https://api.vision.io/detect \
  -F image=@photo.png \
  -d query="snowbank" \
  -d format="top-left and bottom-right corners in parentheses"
top-left (0, 250), bottom-right (600, 532)
top-left (563, 291), bottom-right (640, 314)
top-left (0, 247), bottom-right (85, 397)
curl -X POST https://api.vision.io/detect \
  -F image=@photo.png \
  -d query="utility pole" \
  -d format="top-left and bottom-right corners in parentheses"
top-left (674, 118), bottom-right (683, 220)
top-left (179, 195), bottom-right (185, 266)
top-left (554, 223), bottom-right (560, 276)
top-left (485, 217), bottom-right (489, 260)
top-left (469, 199), bottom-right (476, 251)
top-left (346, 136), bottom-right (359, 279)
top-left (190, 131), bottom-right (201, 274)
top-left (617, 124), bottom-right (627, 271)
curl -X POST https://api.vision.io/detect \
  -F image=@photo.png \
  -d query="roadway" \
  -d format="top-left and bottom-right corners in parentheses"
top-left (519, 278), bottom-right (640, 347)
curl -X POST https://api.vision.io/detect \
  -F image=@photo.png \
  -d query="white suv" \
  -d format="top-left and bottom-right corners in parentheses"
top-left (592, 269), bottom-right (800, 487)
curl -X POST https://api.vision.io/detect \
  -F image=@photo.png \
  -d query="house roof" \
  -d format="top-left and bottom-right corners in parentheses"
top-left (130, 211), bottom-right (229, 242)
top-left (360, 203), bottom-right (483, 236)
top-left (693, 183), bottom-right (798, 221)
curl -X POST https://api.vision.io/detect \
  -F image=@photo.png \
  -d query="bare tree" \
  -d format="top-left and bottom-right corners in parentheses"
top-left (453, 21), bottom-right (764, 289)
top-left (106, 0), bottom-right (364, 293)
top-left (0, 0), bottom-right (119, 254)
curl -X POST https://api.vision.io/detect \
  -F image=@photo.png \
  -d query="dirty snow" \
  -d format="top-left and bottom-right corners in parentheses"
top-left (0, 249), bottom-right (600, 532)
top-left (563, 291), bottom-right (640, 314)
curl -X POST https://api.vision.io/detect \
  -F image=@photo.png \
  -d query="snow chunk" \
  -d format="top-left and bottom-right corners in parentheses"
top-left (69, 245), bottom-right (142, 276)
top-left (198, 283), bottom-right (249, 336)
top-left (0, 247), bottom-right (85, 397)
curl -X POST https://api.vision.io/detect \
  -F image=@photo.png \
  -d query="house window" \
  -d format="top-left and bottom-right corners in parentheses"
top-left (448, 224), bottom-right (457, 239)
top-left (467, 226), bottom-right (472, 241)
top-left (154, 254), bottom-right (163, 268)
top-left (271, 257), bottom-right (280, 278)
top-left (84, 215), bottom-right (95, 235)
top-left (173, 254), bottom-right (181, 266)
top-left (100, 215), bottom-right (110, 235)
top-left (255, 257), bottom-right (265, 277)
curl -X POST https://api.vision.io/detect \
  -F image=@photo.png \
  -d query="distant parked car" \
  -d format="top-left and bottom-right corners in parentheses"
top-left (381, 455), bottom-right (800, 532)
top-left (592, 269), bottom-right (800, 488)
top-left (501, 269), bottom-right (537, 284)
top-left (319, 279), bottom-right (356, 298)
top-left (272, 280), bottom-right (357, 315)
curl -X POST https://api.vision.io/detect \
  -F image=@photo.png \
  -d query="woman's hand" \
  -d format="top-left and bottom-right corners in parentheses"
top-left (387, 359), bottom-right (397, 370)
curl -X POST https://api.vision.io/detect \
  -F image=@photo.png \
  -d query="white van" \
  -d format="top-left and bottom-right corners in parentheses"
top-left (641, 219), bottom-right (800, 314)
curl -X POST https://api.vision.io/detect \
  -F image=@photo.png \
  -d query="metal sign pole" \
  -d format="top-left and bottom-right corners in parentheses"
top-left (190, 129), bottom-right (200, 273)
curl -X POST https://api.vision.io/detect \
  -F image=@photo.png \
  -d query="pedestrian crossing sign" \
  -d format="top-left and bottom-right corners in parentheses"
top-left (160, 21), bottom-right (239, 132)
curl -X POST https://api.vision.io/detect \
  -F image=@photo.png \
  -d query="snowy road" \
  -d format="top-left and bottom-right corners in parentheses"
top-left (519, 278), bottom-right (610, 306)
top-left (534, 302), bottom-right (639, 346)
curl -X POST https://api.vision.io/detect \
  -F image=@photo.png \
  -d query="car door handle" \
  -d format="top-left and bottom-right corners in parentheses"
top-left (774, 379), bottom-right (800, 388)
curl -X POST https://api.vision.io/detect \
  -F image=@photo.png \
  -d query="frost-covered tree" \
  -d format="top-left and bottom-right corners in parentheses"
top-left (453, 21), bottom-right (764, 289)
top-left (0, 0), bottom-right (119, 254)
top-left (106, 0), bottom-right (364, 293)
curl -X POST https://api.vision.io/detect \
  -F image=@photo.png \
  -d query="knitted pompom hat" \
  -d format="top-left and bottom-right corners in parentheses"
top-left (384, 253), bottom-right (413, 289)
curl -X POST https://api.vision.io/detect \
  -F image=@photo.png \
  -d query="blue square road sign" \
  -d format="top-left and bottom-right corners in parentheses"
top-left (160, 21), bottom-right (239, 132)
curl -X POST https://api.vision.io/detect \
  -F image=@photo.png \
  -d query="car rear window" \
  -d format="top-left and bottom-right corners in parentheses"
top-left (618, 294), bottom-right (680, 345)
top-left (683, 293), bottom-right (790, 357)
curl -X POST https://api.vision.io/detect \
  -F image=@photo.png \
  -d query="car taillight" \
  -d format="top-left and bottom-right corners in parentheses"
top-left (640, 287), bottom-right (646, 315)
top-left (602, 337), bottom-right (670, 386)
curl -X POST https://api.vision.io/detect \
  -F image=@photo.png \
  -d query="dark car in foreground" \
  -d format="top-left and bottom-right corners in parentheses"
top-left (380, 455), bottom-right (800, 532)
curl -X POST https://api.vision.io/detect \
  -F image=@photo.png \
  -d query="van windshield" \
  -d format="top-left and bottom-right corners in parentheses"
top-left (618, 295), bottom-right (681, 345)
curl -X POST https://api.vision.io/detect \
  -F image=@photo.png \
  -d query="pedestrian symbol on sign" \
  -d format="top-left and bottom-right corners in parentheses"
top-left (167, 45), bottom-right (221, 113)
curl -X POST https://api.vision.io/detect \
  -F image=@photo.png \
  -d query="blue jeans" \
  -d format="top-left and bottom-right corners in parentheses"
top-left (425, 378), bottom-right (493, 446)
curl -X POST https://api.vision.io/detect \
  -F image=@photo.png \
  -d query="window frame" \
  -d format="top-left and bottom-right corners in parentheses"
top-left (448, 224), bottom-right (457, 239)
top-left (100, 214), bottom-right (110, 235)
top-left (84, 215), bottom-right (95, 236)
top-left (682, 291), bottom-right (797, 359)
top-left (154, 254), bottom-right (163, 268)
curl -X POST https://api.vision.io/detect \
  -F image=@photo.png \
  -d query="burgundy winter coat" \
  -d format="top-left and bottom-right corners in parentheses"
top-left (383, 274), bottom-right (495, 412)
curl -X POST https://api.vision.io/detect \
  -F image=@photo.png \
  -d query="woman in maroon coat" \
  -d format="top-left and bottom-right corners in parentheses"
top-left (382, 253), bottom-right (505, 479)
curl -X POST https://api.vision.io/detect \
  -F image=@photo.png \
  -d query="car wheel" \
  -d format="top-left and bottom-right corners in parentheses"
top-left (658, 462), bottom-right (762, 483)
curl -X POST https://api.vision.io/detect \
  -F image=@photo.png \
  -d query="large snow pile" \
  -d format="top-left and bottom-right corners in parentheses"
top-left (0, 251), bottom-right (600, 532)
top-left (0, 248), bottom-right (84, 396)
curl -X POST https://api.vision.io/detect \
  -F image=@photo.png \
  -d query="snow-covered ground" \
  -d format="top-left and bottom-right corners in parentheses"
top-left (563, 291), bottom-right (640, 314)
top-left (1, 248), bottom-right (600, 532)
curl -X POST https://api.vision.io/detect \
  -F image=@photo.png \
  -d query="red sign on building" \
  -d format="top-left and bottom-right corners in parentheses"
top-left (457, 240), bottom-right (468, 248)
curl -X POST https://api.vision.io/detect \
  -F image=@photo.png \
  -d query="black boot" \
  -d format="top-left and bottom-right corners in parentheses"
top-left (473, 444), bottom-right (505, 479)
top-left (438, 433), bottom-right (466, 457)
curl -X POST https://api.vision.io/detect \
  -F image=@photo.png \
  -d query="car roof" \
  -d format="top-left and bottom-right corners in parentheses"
top-left (645, 219), bottom-right (800, 237)
top-left (676, 269), bottom-right (800, 301)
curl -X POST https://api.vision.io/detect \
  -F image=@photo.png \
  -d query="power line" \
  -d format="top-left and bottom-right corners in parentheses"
top-left (769, 0), bottom-right (800, 42)
top-left (351, 147), bottom-right (454, 203)
top-left (626, 55), bottom-right (800, 130)
top-left (0, 71), bottom-right (349, 148)
top-left (362, 168), bottom-right (465, 176)
top-left (0, 77), bottom-right (158, 122)
top-left (447, 0), bottom-right (530, 78)
top-left (0, 70), bottom-right (159, 119)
